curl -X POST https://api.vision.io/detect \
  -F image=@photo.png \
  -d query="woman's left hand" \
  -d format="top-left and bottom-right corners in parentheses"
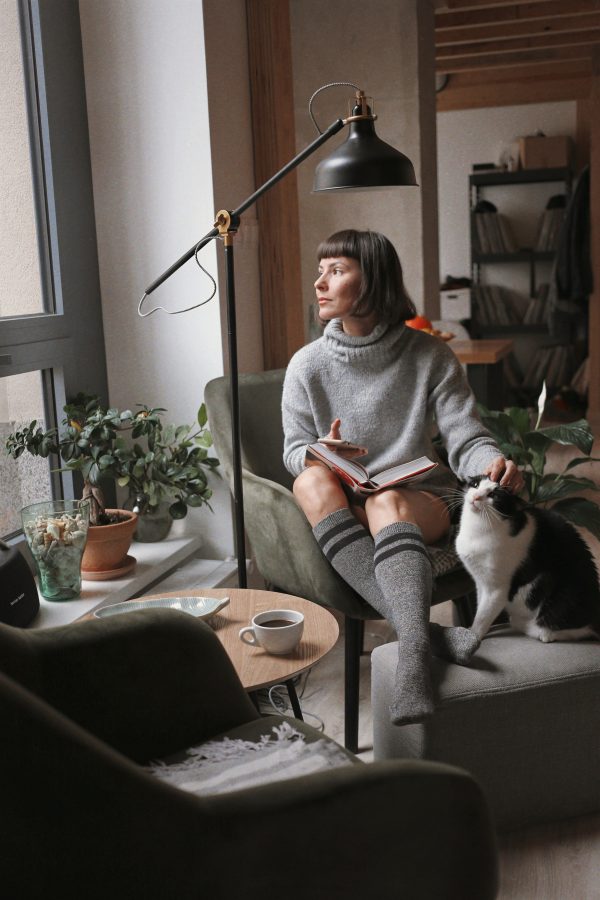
top-left (485, 457), bottom-right (524, 494)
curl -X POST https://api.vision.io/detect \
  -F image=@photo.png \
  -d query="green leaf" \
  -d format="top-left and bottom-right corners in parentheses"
top-left (87, 462), bottom-right (101, 484)
top-left (551, 498), bottom-right (600, 541)
top-left (98, 453), bottom-right (115, 470)
top-left (117, 476), bottom-right (130, 487)
top-left (197, 403), bottom-right (208, 428)
top-left (563, 456), bottom-right (600, 473)
top-left (185, 494), bottom-right (207, 507)
top-left (505, 406), bottom-right (531, 437)
top-left (536, 476), bottom-right (599, 503)
top-left (169, 499), bottom-right (188, 519)
top-left (480, 412), bottom-right (516, 445)
top-left (498, 442), bottom-right (530, 465)
top-left (194, 432), bottom-right (213, 448)
top-left (536, 419), bottom-right (594, 455)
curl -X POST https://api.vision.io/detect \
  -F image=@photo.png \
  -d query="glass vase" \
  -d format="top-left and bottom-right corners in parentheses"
top-left (21, 499), bottom-right (90, 601)
top-left (124, 492), bottom-right (172, 542)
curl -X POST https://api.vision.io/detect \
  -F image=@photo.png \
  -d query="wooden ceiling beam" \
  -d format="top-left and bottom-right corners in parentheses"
top-left (436, 12), bottom-right (600, 44)
top-left (437, 74), bottom-right (591, 109)
top-left (437, 56), bottom-right (591, 82)
top-left (435, 0), bottom-right (574, 10)
top-left (438, 43), bottom-right (597, 73)
top-left (436, 1), bottom-right (600, 31)
top-left (437, 28), bottom-right (600, 59)
top-left (436, 59), bottom-right (591, 109)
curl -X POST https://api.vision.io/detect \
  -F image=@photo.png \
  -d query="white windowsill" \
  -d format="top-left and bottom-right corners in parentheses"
top-left (30, 535), bottom-right (238, 629)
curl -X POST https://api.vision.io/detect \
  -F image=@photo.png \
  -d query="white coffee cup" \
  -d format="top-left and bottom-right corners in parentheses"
top-left (239, 609), bottom-right (304, 655)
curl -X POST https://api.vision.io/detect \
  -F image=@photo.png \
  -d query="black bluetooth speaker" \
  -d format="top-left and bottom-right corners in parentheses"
top-left (0, 541), bottom-right (39, 627)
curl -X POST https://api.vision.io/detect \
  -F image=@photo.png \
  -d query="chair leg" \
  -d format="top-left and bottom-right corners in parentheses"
top-left (344, 616), bottom-right (362, 754)
top-left (451, 591), bottom-right (477, 626)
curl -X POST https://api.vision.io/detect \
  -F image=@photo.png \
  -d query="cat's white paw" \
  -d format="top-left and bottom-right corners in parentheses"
top-left (539, 631), bottom-right (555, 643)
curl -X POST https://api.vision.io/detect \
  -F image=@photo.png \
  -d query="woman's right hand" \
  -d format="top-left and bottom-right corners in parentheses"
top-left (322, 418), bottom-right (368, 458)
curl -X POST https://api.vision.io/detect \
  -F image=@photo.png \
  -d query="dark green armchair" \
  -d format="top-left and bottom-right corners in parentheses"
top-left (205, 370), bottom-right (476, 752)
top-left (0, 611), bottom-right (498, 899)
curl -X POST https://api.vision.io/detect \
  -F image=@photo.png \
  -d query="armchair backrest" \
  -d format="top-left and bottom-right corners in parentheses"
top-left (205, 370), bottom-right (294, 491)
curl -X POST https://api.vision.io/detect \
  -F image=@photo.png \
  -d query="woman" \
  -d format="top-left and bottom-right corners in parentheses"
top-left (282, 229), bottom-right (523, 726)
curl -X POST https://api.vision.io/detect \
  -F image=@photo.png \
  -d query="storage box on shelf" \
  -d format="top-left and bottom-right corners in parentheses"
top-left (518, 135), bottom-right (572, 170)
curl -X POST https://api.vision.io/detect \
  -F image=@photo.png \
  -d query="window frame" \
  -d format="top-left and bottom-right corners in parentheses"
top-left (1, 0), bottom-right (109, 538)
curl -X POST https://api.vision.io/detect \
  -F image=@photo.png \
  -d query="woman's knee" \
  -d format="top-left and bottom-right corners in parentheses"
top-left (293, 467), bottom-right (348, 524)
top-left (365, 489), bottom-right (413, 523)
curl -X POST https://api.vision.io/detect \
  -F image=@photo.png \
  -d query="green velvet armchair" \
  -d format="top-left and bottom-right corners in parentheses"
top-left (205, 370), bottom-right (476, 753)
top-left (0, 610), bottom-right (498, 899)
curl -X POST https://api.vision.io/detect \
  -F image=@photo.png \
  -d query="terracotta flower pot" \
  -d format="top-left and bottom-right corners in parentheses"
top-left (81, 509), bottom-right (138, 579)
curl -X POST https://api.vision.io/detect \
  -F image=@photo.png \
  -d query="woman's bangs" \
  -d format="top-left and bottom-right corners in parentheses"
top-left (316, 231), bottom-right (360, 262)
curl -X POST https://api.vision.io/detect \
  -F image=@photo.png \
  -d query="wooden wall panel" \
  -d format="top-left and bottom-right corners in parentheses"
top-left (246, 0), bottom-right (305, 370)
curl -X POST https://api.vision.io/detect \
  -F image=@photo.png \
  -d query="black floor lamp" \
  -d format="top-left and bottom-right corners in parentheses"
top-left (140, 83), bottom-right (417, 588)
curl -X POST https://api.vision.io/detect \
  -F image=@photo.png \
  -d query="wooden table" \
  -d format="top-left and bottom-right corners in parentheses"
top-left (140, 588), bottom-right (340, 718)
top-left (451, 338), bottom-right (513, 409)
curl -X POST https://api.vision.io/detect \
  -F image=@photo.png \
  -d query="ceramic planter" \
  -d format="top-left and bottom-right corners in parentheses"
top-left (81, 509), bottom-right (138, 580)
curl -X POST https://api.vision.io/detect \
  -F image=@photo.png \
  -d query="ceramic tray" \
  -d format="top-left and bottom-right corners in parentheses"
top-left (94, 595), bottom-right (230, 621)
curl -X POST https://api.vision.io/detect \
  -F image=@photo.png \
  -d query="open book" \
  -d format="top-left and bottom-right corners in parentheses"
top-left (305, 443), bottom-right (437, 495)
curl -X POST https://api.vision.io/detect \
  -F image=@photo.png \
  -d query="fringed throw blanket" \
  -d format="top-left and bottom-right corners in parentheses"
top-left (148, 722), bottom-right (352, 796)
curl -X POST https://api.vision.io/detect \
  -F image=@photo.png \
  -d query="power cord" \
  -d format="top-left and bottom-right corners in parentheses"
top-left (254, 669), bottom-right (325, 732)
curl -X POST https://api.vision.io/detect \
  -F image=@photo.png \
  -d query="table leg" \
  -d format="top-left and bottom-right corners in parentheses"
top-left (466, 361), bottom-right (504, 409)
top-left (285, 679), bottom-right (304, 720)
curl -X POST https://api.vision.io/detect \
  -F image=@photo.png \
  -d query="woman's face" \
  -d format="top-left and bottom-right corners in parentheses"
top-left (314, 256), bottom-right (364, 330)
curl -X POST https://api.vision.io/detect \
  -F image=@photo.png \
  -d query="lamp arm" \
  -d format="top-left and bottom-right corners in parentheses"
top-left (143, 117), bottom-right (346, 297)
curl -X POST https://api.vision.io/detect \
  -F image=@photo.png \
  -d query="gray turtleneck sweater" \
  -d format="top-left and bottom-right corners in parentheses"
top-left (281, 319), bottom-right (500, 496)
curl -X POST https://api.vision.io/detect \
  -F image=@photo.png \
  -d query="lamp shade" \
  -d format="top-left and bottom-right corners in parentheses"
top-left (313, 112), bottom-right (417, 192)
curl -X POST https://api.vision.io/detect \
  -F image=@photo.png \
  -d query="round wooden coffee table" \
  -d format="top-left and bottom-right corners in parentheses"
top-left (139, 588), bottom-right (340, 718)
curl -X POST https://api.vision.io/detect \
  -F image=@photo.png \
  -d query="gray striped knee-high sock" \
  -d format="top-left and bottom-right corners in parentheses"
top-left (312, 508), bottom-right (479, 668)
top-left (373, 522), bottom-right (434, 725)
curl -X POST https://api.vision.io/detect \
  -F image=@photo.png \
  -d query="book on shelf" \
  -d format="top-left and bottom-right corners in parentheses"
top-left (304, 443), bottom-right (437, 495)
top-left (523, 283), bottom-right (549, 325)
top-left (535, 208), bottom-right (565, 252)
top-left (522, 345), bottom-right (572, 391)
top-left (497, 214), bottom-right (518, 253)
top-left (474, 213), bottom-right (491, 254)
top-left (472, 285), bottom-right (525, 326)
top-left (473, 210), bottom-right (518, 255)
top-left (535, 194), bottom-right (566, 252)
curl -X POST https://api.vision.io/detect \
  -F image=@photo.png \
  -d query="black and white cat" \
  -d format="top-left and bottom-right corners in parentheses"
top-left (456, 476), bottom-right (600, 644)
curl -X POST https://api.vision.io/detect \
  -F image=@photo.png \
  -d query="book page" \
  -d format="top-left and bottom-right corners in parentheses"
top-left (306, 443), bottom-right (369, 483)
top-left (369, 456), bottom-right (436, 487)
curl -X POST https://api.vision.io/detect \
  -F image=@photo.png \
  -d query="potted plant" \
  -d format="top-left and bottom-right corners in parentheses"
top-left (478, 383), bottom-right (600, 539)
top-left (112, 401), bottom-right (220, 542)
top-left (6, 394), bottom-right (219, 575)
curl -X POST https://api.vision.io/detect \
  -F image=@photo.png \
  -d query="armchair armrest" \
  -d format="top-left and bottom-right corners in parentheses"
top-left (242, 469), bottom-right (373, 619)
top-left (0, 610), bottom-right (258, 761)
top-left (208, 759), bottom-right (499, 899)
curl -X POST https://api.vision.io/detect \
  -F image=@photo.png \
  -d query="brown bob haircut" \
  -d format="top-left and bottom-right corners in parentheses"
top-left (317, 229), bottom-right (416, 326)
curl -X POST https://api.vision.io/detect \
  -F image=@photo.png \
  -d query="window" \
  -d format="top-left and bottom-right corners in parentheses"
top-left (0, 0), bottom-right (108, 538)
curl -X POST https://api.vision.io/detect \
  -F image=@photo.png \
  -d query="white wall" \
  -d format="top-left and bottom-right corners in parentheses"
top-left (437, 102), bottom-right (577, 286)
top-left (79, 0), bottom-right (239, 557)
